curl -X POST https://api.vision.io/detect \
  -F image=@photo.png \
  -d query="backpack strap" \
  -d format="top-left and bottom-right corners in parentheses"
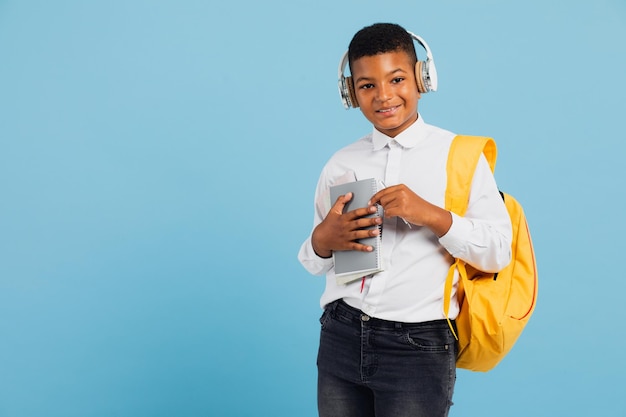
top-left (444, 135), bottom-right (497, 215)
top-left (443, 135), bottom-right (497, 339)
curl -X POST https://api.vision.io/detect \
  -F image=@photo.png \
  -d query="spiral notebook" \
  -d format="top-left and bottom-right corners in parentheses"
top-left (329, 178), bottom-right (384, 285)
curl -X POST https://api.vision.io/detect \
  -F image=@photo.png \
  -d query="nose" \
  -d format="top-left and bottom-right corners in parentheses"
top-left (376, 83), bottom-right (392, 102)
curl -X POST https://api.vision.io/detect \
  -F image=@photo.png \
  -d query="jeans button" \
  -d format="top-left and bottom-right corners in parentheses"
top-left (361, 314), bottom-right (370, 322)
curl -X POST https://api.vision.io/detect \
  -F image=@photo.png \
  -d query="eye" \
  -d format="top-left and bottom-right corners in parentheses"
top-left (359, 83), bottom-right (374, 90)
top-left (391, 77), bottom-right (405, 84)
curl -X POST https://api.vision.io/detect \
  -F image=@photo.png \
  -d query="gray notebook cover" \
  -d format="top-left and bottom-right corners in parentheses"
top-left (329, 178), bottom-right (384, 284)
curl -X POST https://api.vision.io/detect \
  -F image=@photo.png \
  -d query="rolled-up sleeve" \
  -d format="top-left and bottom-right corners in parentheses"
top-left (298, 238), bottom-right (334, 276)
top-left (438, 155), bottom-right (512, 273)
top-left (298, 168), bottom-right (336, 276)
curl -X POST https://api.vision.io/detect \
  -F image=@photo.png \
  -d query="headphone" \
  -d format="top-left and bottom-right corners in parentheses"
top-left (337, 31), bottom-right (438, 109)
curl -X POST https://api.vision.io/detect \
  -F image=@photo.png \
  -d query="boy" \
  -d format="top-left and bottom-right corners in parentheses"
top-left (298, 23), bottom-right (512, 417)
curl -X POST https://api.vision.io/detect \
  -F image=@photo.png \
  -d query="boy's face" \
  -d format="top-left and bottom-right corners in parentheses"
top-left (351, 51), bottom-right (420, 138)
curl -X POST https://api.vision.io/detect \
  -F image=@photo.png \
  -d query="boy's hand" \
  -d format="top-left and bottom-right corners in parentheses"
top-left (311, 192), bottom-right (382, 258)
top-left (369, 184), bottom-right (452, 237)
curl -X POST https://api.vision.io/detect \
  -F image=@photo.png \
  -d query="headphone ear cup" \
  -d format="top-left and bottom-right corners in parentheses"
top-left (415, 61), bottom-right (426, 94)
top-left (345, 76), bottom-right (359, 108)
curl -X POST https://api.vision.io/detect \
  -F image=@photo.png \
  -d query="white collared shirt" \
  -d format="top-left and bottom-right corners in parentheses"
top-left (298, 116), bottom-right (512, 323)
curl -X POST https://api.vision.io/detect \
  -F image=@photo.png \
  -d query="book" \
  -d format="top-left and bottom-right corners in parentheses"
top-left (329, 178), bottom-right (384, 285)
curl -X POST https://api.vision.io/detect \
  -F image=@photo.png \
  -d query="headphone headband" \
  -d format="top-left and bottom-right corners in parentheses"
top-left (338, 31), bottom-right (438, 109)
top-left (406, 31), bottom-right (434, 62)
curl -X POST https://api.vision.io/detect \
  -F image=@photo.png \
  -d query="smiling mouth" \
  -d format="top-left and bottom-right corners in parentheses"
top-left (376, 105), bottom-right (399, 114)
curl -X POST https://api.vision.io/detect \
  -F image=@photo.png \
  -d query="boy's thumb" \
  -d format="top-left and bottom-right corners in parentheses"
top-left (330, 192), bottom-right (352, 215)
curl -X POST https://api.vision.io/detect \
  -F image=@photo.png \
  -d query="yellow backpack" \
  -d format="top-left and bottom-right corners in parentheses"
top-left (443, 135), bottom-right (538, 372)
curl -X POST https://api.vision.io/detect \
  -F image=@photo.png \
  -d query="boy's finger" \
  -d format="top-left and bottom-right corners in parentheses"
top-left (346, 204), bottom-right (379, 220)
top-left (329, 192), bottom-right (353, 215)
top-left (348, 242), bottom-right (375, 252)
top-left (368, 187), bottom-right (393, 205)
top-left (355, 216), bottom-right (382, 229)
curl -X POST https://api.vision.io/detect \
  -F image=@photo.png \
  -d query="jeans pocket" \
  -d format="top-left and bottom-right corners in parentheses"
top-left (319, 308), bottom-right (332, 330)
top-left (404, 327), bottom-right (453, 353)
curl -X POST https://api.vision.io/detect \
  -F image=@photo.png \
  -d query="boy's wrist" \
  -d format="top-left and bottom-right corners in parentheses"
top-left (311, 229), bottom-right (332, 258)
top-left (312, 240), bottom-right (332, 258)
top-left (429, 209), bottom-right (453, 238)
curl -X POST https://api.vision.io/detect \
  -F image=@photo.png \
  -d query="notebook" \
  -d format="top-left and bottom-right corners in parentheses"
top-left (329, 178), bottom-right (384, 285)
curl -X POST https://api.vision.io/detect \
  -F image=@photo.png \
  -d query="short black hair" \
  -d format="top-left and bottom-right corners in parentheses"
top-left (348, 23), bottom-right (417, 70)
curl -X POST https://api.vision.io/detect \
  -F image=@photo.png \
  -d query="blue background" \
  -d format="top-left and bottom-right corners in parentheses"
top-left (1, 1), bottom-right (625, 416)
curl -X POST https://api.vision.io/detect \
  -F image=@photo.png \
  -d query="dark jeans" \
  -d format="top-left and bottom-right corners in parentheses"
top-left (317, 300), bottom-right (457, 417)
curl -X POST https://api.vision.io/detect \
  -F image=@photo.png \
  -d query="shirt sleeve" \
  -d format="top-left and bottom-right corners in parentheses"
top-left (297, 168), bottom-right (335, 276)
top-left (438, 154), bottom-right (512, 273)
top-left (298, 238), bottom-right (334, 276)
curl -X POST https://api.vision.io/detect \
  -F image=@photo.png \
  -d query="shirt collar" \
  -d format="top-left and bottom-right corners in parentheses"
top-left (371, 114), bottom-right (427, 151)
